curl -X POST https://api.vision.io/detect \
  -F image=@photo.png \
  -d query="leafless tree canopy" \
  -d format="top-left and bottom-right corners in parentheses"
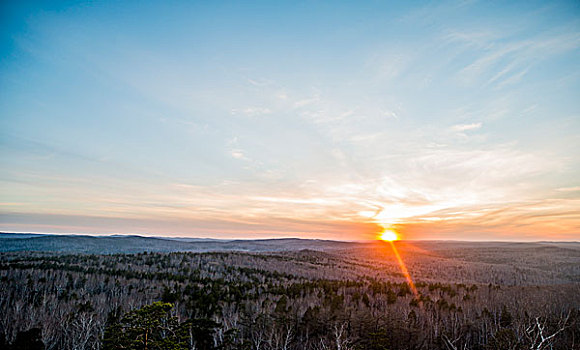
top-left (0, 240), bottom-right (579, 349)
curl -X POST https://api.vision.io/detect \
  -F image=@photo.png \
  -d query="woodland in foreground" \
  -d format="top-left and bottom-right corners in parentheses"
top-left (1, 239), bottom-right (579, 350)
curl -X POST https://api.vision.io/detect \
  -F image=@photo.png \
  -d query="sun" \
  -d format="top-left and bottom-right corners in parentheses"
top-left (380, 229), bottom-right (399, 242)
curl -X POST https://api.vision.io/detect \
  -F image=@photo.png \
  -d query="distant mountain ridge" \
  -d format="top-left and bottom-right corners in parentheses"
top-left (2, 232), bottom-right (578, 256)
top-left (0, 232), bottom-right (353, 254)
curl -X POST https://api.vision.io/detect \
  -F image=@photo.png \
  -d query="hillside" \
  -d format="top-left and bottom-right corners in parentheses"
top-left (0, 233), bottom-right (353, 254)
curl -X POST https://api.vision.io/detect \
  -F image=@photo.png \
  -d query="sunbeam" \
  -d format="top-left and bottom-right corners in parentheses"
top-left (388, 241), bottom-right (420, 303)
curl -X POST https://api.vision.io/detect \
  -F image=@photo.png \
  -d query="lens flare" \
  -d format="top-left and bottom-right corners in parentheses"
top-left (388, 241), bottom-right (419, 299)
top-left (377, 228), bottom-right (420, 304)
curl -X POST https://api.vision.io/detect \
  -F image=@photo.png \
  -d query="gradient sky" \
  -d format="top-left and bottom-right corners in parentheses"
top-left (1, 0), bottom-right (579, 241)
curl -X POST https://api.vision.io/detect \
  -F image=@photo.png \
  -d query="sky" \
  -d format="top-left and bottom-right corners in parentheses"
top-left (1, 0), bottom-right (579, 241)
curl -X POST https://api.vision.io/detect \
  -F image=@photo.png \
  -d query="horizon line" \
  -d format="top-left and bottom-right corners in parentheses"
top-left (1, 231), bottom-right (578, 244)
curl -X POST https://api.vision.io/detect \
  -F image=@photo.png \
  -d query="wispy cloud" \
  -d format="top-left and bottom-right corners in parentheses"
top-left (556, 186), bottom-right (580, 192)
top-left (451, 122), bottom-right (482, 132)
top-left (397, 198), bottom-right (580, 240)
top-left (231, 107), bottom-right (272, 117)
top-left (455, 31), bottom-right (580, 87)
top-left (230, 149), bottom-right (247, 160)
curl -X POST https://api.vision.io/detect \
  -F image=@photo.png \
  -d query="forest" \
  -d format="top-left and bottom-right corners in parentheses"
top-left (0, 238), bottom-right (579, 349)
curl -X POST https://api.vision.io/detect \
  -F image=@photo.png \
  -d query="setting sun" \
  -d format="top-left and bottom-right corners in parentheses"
top-left (380, 229), bottom-right (399, 242)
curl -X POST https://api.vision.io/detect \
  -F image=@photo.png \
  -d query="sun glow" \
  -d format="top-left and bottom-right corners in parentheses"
top-left (380, 229), bottom-right (399, 242)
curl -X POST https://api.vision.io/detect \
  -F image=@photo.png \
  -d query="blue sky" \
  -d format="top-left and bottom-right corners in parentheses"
top-left (1, 0), bottom-right (579, 240)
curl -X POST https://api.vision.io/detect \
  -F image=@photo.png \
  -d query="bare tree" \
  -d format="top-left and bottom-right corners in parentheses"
top-left (525, 312), bottom-right (571, 350)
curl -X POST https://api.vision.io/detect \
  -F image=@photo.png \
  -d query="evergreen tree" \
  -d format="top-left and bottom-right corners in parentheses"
top-left (500, 305), bottom-right (513, 328)
top-left (103, 302), bottom-right (183, 350)
top-left (102, 302), bottom-right (220, 350)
